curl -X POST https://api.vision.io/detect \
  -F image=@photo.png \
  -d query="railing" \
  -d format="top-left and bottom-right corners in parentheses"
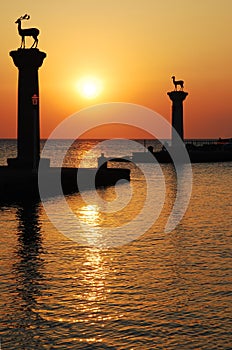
top-left (184, 138), bottom-right (232, 146)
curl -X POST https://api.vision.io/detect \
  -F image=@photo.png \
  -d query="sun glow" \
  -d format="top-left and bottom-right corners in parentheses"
top-left (76, 77), bottom-right (103, 99)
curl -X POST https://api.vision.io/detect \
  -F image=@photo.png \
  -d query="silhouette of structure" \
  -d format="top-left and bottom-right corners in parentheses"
top-left (7, 49), bottom-right (47, 169)
top-left (171, 76), bottom-right (184, 91)
top-left (167, 78), bottom-right (188, 146)
top-left (15, 14), bottom-right (39, 49)
top-left (2, 15), bottom-right (232, 200)
top-left (129, 77), bottom-right (232, 163)
top-left (0, 16), bottom-right (130, 199)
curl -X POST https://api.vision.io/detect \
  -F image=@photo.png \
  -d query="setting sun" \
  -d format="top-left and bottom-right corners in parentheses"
top-left (76, 77), bottom-right (103, 99)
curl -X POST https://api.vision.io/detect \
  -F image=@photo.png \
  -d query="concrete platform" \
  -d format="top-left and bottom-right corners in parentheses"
top-left (131, 149), bottom-right (232, 163)
top-left (0, 166), bottom-right (130, 200)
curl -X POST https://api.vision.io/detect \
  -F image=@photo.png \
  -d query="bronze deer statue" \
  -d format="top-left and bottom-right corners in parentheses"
top-left (15, 14), bottom-right (39, 48)
top-left (172, 76), bottom-right (184, 90)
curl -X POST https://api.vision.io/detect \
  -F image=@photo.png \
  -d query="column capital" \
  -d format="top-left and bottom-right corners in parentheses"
top-left (167, 90), bottom-right (188, 102)
top-left (10, 48), bottom-right (46, 69)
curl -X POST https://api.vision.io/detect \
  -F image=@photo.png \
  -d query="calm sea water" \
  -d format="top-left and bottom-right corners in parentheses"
top-left (0, 139), bottom-right (231, 349)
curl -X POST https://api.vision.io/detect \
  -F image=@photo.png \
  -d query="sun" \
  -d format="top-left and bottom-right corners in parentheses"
top-left (76, 77), bottom-right (103, 99)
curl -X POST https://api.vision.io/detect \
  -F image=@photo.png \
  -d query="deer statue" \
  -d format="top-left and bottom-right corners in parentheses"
top-left (15, 14), bottom-right (39, 48)
top-left (172, 76), bottom-right (184, 91)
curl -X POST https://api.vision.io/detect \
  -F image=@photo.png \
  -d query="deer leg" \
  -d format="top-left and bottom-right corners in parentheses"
top-left (31, 38), bottom-right (36, 48)
top-left (21, 37), bottom-right (25, 48)
top-left (31, 36), bottom-right (38, 48)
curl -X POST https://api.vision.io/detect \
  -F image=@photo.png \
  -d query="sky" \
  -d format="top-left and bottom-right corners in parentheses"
top-left (0, 0), bottom-right (231, 139)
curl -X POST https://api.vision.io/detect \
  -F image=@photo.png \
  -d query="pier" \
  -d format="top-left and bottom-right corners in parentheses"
top-left (0, 166), bottom-right (130, 200)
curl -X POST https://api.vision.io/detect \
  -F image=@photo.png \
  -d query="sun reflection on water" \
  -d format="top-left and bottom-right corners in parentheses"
top-left (76, 204), bottom-right (103, 246)
top-left (81, 248), bottom-right (106, 301)
top-left (1, 161), bottom-right (232, 349)
top-left (78, 204), bottom-right (101, 227)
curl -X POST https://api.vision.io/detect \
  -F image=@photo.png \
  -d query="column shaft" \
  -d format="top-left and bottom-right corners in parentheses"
top-left (8, 48), bottom-right (46, 169)
top-left (167, 91), bottom-right (188, 146)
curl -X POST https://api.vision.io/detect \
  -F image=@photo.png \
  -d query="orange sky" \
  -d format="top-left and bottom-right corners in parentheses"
top-left (0, 0), bottom-right (231, 139)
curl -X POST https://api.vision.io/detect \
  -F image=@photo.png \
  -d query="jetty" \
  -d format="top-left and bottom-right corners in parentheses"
top-left (0, 166), bottom-right (130, 200)
top-left (130, 139), bottom-right (232, 163)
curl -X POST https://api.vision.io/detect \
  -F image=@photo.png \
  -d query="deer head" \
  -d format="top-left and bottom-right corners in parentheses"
top-left (15, 14), bottom-right (30, 23)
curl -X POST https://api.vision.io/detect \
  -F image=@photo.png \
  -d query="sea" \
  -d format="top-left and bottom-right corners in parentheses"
top-left (0, 139), bottom-right (231, 350)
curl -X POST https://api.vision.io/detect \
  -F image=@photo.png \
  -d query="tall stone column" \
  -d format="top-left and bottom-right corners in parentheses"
top-left (167, 90), bottom-right (188, 146)
top-left (7, 48), bottom-right (46, 169)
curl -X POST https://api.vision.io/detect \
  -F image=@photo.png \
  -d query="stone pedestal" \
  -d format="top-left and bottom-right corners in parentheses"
top-left (167, 90), bottom-right (188, 146)
top-left (7, 48), bottom-right (47, 169)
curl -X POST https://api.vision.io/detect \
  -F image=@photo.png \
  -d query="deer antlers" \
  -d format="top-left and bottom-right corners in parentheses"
top-left (20, 14), bottom-right (30, 21)
top-left (15, 14), bottom-right (30, 23)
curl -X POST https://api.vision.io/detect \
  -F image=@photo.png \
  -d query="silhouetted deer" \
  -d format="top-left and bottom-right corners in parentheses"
top-left (15, 14), bottom-right (39, 48)
top-left (172, 76), bottom-right (184, 90)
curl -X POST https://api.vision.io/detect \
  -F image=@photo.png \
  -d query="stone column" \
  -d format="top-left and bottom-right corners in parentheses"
top-left (167, 90), bottom-right (188, 147)
top-left (7, 48), bottom-right (46, 169)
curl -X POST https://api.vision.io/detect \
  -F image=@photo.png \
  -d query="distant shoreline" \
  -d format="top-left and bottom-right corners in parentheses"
top-left (1, 138), bottom-right (231, 142)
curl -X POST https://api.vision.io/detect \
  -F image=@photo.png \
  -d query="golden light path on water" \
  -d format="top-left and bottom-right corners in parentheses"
top-left (0, 140), bottom-right (231, 349)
